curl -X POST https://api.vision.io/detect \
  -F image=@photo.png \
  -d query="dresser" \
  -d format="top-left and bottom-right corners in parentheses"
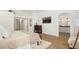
top-left (34, 25), bottom-right (42, 34)
top-left (34, 25), bottom-right (42, 39)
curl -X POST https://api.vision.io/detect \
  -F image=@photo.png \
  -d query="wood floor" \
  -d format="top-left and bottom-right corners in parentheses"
top-left (41, 32), bottom-right (70, 49)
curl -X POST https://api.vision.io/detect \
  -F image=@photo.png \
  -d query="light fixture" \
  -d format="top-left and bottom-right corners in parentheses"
top-left (9, 10), bottom-right (12, 12)
top-left (8, 10), bottom-right (15, 14)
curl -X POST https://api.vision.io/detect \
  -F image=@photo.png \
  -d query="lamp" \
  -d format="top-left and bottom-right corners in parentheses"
top-left (73, 19), bottom-right (79, 48)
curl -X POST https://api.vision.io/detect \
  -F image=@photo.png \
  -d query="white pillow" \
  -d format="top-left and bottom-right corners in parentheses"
top-left (0, 25), bottom-right (9, 39)
top-left (0, 33), bottom-right (3, 39)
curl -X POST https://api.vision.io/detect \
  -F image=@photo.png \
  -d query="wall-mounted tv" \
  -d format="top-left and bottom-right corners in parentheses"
top-left (42, 16), bottom-right (51, 23)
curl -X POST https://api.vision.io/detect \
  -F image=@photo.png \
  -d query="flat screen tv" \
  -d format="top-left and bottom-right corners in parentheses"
top-left (43, 16), bottom-right (51, 23)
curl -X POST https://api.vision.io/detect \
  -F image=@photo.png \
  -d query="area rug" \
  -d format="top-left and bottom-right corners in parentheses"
top-left (32, 40), bottom-right (51, 49)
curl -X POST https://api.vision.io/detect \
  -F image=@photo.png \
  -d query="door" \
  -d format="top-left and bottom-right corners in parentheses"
top-left (23, 18), bottom-right (28, 33)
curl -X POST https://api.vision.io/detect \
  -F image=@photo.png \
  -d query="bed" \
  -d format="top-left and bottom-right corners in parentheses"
top-left (0, 31), bottom-right (41, 49)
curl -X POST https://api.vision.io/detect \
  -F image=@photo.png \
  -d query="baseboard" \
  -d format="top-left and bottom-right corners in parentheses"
top-left (42, 33), bottom-right (58, 37)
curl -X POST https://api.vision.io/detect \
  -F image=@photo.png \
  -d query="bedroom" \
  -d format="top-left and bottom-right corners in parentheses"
top-left (0, 10), bottom-right (79, 49)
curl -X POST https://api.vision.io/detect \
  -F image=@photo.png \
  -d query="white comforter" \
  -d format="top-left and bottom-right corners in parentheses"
top-left (0, 31), bottom-right (30, 49)
top-left (0, 31), bottom-right (41, 49)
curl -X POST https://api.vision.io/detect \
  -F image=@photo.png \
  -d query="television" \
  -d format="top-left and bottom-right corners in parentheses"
top-left (42, 16), bottom-right (51, 23)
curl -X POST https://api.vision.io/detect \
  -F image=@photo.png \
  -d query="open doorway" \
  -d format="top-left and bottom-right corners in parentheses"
top-left (59, 13), bottom-right (70, 38)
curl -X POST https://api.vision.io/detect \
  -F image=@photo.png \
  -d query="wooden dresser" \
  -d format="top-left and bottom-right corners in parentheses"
top-left (34, 25), bottom-right (42, 39)
top-left (34, 25), bottom-right (42, 34)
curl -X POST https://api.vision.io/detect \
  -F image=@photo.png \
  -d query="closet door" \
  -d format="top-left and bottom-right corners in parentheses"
top-left (14, 18), bottom-right (20, 30)
top-left (23, 18), bottom-right (28, 33)
top-left (14, 17), bottom-right (29, 33)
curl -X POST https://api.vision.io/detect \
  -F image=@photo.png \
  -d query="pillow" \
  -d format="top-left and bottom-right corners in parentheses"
top-left (2, 32), bottom-right (9, 39)
top-left (0, 25), bottom-right (9, 39)
top-left (0, 33), bottom-right (3, 39)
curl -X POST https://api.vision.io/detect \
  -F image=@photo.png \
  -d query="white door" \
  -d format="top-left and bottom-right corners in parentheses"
top-left (23, 18), bottom-right (28, 33)
top-left (28, 18), bottom-right (33, 33)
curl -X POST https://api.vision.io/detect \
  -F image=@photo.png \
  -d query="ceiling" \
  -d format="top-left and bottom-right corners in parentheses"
top-left (21, 10), bottom-right (45, 13)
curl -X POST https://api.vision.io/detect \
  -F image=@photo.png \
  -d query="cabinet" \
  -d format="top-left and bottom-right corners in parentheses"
top-left (34, 25), bottom-right (42, 34)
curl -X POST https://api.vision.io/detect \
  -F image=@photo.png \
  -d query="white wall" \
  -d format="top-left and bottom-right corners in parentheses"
top-left (31, 10), bottom-right (76, 37)
top-left (34, 11), bottom-right (59, 36)
top-left (14, 10), bottom-right (79, 37)
top-left (70, 11), bottom-right (79, 36)
top-left (0, 10), bottom-right (14, 34)
top-left (14, 10), bottom-right (29, 18)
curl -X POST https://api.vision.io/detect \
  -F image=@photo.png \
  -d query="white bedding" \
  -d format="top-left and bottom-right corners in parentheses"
top-left (0, 31), bottom-right (41, 49)
top-left (0, 31), bottom-right (30, 49)
top-left (9, 31), bottom-right (28, 40)
top-left (11, 31), bottom-right (31, 49)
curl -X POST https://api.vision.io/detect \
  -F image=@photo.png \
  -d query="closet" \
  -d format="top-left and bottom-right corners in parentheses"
top-left (14, 17), bottom-right (33, 33)
top-left (14, 17), bottom-right (28, 32)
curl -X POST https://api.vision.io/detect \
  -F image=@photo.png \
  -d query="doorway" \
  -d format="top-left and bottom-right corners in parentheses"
top-left (59, 13), bottom-right (70, 38)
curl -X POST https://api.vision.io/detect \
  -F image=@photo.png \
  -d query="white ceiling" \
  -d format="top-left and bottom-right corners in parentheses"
top-left (21, 10), bottom-right (45, 13)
